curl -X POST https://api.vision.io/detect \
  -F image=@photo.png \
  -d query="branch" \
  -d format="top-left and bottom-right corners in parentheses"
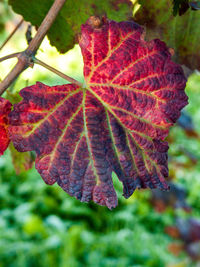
top-left (34, 58), bottom-right (83, 87)
top-left (0, 18), bottom-right (24, 51)
top-left (26, 0), bottom-right (67, 55)
top-left (0, 0), bottom-right (70, 95)
top-left (0, 52), bottom-right (20, 63)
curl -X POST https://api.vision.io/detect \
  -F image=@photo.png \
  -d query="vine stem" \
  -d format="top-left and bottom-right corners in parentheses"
top-left (26, 0), bottom-right (66, 54)
top-left (0, 52), bottom-right (21, 63)
top-left (0, 0), bottom-right (83, 95)
top-left (34, 58), bottom-right (83, 87)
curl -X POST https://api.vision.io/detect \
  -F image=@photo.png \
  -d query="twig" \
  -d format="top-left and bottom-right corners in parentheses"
top-left (0, 52), bottom-right (30, 94)
top-left (34, 58), bottom-right (83, 87)
top-left (0, 0), bottom-right (81, 95)
top-left (0, 52), bottom-right (20, 63)
top-left (0, 18), bottom-right (24, 51)
top-left (26, 0), bottom-right (66, 55)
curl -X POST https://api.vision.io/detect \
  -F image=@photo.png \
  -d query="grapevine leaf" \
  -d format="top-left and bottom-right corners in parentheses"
top-left (9, 143), bottom-right (34, 174)
top-left (5, 92), bottom-right (34, 173)
top-left (134, 0), bottom-right (200, 71)
top-left (0, 97), bottom-right (12, 156)
top-left (8, 0), bottom-right (133, 53)
top-left (8, 18), bottom-right (188, 208)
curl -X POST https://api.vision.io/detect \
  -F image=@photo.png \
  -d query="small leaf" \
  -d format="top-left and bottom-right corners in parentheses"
top-left (9, 18), bottom-right (188, 208)
top-left (0, 97), bottom-right (12, 156)
top-left (9, 143), bottom-right (34, 174)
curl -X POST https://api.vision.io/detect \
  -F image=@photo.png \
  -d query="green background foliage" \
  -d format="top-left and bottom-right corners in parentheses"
top-left (8, 0), bottom-right (132, 53)
top-left (134, 0), bottom-right (200, 71)
top-left (7, 0), bottom-right (200, 71)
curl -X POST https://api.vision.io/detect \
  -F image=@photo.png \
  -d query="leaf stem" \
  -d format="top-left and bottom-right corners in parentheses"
top-left (0, 0), bottom-right (72, 95)
top-left (34, 57), bottom-right (83, 87)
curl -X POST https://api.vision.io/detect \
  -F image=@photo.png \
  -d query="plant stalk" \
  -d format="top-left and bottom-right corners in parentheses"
top-left (34, 58), bottom-right (82, 87)
top-left (0, 18), bottom-right (24, 51)
top-left (0, 0), bottom-right (69, 95)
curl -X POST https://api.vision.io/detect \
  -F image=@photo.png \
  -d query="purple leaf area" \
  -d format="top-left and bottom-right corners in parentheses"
top-left (8, 17), bottom-right (188, 209)
top-left (0, 97), bottom-right (12, 156)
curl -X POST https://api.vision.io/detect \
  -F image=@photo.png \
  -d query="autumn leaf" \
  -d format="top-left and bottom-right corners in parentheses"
top-left (8, 17), bottom-right (188, 208)
top-left (0, 97), bottom-right (12, 156)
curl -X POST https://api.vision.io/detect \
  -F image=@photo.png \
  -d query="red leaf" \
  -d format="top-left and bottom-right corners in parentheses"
top-left (8, 17), bottom-right (188, 208)
top-left (0, 97), bottom-right (12, 156)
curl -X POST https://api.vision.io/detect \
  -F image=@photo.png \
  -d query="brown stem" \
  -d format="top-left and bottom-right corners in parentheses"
top-left (0, 18), bottom-right (24, 51)
top-left (0, 52), bottom-right (31, 93)
top-left (0, 52), bottom-right (20, 63)
top-left (0, 0), bottom-right (69, 95)
top-left (26, 0), bottom-right (66, 55)
top-left (34, 58), bottom-right (83, 87)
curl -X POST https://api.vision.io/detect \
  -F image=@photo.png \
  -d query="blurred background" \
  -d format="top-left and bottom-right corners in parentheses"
top-left (1, 1), bottom-right (200, 267)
